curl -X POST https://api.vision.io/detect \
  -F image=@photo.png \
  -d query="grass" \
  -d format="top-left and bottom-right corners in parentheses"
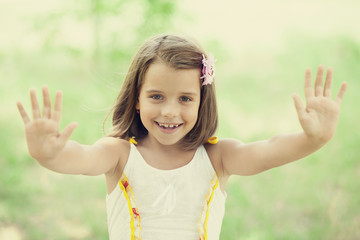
top-left (1, 34), bottom-right (359, 239)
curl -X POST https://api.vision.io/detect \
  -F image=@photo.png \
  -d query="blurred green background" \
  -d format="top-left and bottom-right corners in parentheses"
top-left (1, 0), bottom-right (359, 239)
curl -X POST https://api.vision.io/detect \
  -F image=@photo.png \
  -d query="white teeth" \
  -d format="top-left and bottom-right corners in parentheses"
top-left (158, 122), bottom-right (180, 128)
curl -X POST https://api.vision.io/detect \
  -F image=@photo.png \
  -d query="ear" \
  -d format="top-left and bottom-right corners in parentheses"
top-left (135, 99), bottom-right (140, 110)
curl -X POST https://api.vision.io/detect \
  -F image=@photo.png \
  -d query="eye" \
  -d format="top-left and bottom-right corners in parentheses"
top-left (180, 96), bottom-right (192, 102)
top-left (150, 94), bottom-right (163, 100)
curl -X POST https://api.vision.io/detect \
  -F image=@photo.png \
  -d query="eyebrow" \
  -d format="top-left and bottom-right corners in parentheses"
top-left (145, 89), bottom-right (198, 96)
top-left (145, 89), bottom-right (162, 94)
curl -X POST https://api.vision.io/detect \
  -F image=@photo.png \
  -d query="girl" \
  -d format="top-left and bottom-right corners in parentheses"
top-left (17, 35), bottom-right (347, 240)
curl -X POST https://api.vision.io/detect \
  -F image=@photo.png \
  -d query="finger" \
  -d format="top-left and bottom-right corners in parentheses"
top-left (42, 86), bottom-right (52, 119)
top-left (59, 122), bottom-right (78, 143)
top-left (335, 82), bottom-right (348, 105)
top-left (16, 101), bottom-right (31, 124)
top-left (52, 91), bottom-right (63, 122)
top-left (292, 93), bottom-right (306, 119)
top-left (30, 88), bottom-right (41, 119)
top-left (304, 68), bottom-right (314, 99)
top-left (323, 67), bottom-right (333, 98)
top-left (315, 65), bottom-right (324, 97)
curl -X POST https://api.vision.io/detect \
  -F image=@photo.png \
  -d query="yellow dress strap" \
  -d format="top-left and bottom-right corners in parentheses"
top-left (197, 173), bottom-right (219, 240)
top-left (119, 173), bottom-right (141, 239)
top-left (129, 136), bottom-right (138, 145)
top-left (207, 137), bottom-right (218, 145)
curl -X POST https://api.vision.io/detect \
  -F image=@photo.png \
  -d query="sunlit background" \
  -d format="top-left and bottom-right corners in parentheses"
top-left (1, 0), bottom-right (359, 239)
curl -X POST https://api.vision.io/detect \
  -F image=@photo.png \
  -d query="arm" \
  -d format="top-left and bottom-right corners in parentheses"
top-left (17, 86), bottom-right (123, 176)
top-left (36, 138), bottom-right (125, 176)
top-left (221, 66), bottom-right (348, 176)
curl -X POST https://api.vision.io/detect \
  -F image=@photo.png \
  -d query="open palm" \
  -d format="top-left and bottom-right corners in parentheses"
top-left (292, 66), bottom-right (347, 143)
top-left (17, 87), bottom-right (77, 161)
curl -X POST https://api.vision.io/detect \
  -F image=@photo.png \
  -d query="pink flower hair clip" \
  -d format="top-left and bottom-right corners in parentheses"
top-left (201, 53), bottom-right (216, 86)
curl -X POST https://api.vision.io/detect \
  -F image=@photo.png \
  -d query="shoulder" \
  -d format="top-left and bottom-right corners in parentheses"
top-left (216, 138), bottom-right (245, 154)
top-left (204, 138), bottom-right (245, 175)
top-left (98, 137), bottom-right (132, 193)
top-left (93, 137), bottom-right (130, 155)
top-left (205, 138), bottom-right (245, 158)
top-left (209, 138), bottom-right (274, 176)
top-left (93, 137), bottom-right (131, 173)
top-left (203, 138), bottom-right (244, 191)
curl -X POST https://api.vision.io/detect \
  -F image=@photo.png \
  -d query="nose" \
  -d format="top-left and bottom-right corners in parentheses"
top-left (161, 100), bottom-right (179, 118)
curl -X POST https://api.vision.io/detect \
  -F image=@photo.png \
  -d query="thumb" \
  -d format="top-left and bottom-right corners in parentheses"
top-left (59, 122), bottom-right (78, 143)
top-left (292, 93), bottom-right (306, 119)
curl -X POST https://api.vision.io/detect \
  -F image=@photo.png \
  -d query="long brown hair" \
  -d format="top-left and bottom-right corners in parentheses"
top-left (107, 34), bottom-right (218, 150)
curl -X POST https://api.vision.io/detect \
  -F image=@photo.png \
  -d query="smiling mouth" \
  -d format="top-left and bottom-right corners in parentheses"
top-left (155, 121), bottom-right (183, 129)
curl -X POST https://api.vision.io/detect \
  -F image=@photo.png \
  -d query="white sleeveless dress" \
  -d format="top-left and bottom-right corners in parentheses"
top-left (106, 143), bottom-right (226, 240)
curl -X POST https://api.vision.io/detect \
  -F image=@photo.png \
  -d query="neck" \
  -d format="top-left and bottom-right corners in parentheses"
top-left (139, 135), bottom-right (184, 153)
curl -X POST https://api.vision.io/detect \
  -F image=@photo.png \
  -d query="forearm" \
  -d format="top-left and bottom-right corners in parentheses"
top-left (263, 132), bottom-right (326, 169)
top-left (36, 140), bottom-right (91, 175)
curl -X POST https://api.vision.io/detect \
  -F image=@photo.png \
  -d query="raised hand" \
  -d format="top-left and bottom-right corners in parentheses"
top-left (292, 65), bottom-right (347, 144)
top-left (17, 87), bottom-right (78, 161)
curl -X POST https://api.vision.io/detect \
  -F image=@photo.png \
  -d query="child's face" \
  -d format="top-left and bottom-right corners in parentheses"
top-left (137, 62), bottom-right (201, 147)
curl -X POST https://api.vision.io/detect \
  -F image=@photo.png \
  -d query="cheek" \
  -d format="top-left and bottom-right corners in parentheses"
top-left (140, 106), bottom-right (155, 119)
top-left (139, 103), bottom-right (161, 125)
top-left (185, 105), bottom-right (200, 124)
